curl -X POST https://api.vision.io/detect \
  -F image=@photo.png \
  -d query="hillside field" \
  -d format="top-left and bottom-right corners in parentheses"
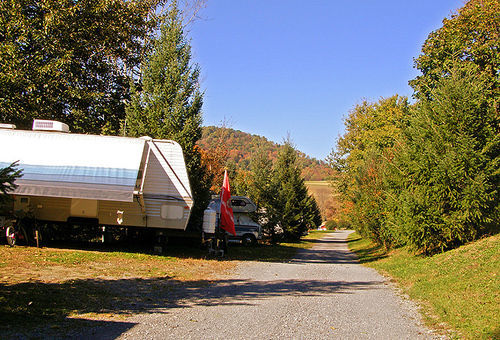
top-left (305, 181), bottom-right (338, 221)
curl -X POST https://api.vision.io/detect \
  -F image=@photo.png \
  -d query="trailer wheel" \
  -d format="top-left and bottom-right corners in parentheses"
top-left (5, 225), bottom-right (16, 246)
top-left (13, 219), bottom-right (32, 246)
top-left (242, 234), bottom-right (257, 246)
top-left (18, 225), bottom-right (29, 246)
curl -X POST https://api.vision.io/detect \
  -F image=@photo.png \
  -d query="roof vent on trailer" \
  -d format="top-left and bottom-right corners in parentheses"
top-left (0, 123), bottom-right (16, 129)
top-left (32, 120), bottom-right (69, 133)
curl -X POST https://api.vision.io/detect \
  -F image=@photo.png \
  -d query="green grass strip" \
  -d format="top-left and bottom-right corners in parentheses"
top-left (347, 232), bottom-right (500, 339)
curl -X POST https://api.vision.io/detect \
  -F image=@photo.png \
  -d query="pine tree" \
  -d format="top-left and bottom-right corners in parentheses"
top-left (399, 63), bottom-right (499, 254)
top-left (125, 2), bottom-right (211, 230)
top-left (0, 162), bottom-right (22, 205)
top-left (272, 141), bottom-right (321, 241)
top-left (248, 144), bottom-right (278, 241)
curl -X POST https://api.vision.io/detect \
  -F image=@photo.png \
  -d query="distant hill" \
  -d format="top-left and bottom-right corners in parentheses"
top-left (198, 126), bottom-right (334, 181)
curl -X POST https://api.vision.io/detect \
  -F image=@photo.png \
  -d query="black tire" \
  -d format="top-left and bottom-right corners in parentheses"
top-left (5, 225), bottom-right (16, 246)
top-left (19, 225), bottom-right (29, 246)
top-left (14, 219), bottom-right (33, 246)
top-left (242, 234), bottom-right (257, 246)
top-left (103, 231), bottom-right (112, 244)
top-left (158, 235), bottom-right (168, 246)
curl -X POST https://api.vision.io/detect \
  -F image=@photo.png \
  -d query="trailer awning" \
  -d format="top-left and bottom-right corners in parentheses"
top-left (0, 129), bottom-right (146, 202)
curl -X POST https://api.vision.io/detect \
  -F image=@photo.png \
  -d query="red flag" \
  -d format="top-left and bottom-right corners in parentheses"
top-left (220, 170), bottom-right (236, 236)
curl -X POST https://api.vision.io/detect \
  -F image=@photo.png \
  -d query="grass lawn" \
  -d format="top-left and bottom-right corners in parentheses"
top-left (347, 232), bottom-right (500, 339)
top-left (0, 230), bottom-right (333, 335)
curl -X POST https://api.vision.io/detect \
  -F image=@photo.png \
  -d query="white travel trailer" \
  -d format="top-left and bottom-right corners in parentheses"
top-left (0, 120), bottom-right (193, 244)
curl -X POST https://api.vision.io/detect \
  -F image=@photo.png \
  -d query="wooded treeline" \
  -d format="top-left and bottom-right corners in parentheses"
top-left (331, 0), bottom-right (499, 254)
top-left (0, 0), bottom-right (322, 240)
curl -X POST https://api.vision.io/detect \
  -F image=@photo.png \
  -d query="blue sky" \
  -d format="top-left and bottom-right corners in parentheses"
top-left (189, 0), bottom-right (465, 160)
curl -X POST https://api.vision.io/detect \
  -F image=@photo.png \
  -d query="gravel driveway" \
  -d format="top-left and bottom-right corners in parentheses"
top-left (97, 230), bottom-right (442, 339)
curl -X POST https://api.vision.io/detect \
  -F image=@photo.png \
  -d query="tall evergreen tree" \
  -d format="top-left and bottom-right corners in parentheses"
top-left (271, 141), bottom-right (321, 241)
top-left (246, 141), bottom-right (321, 242)
top-left (248, 144), bottom-right (278, 241)
top-left (398, 64), bottom-right (499, 254)
top-left (125, 2), bottom-right (211, 230)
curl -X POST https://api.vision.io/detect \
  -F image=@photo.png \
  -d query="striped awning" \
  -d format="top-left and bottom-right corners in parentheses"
top-left (0, 129), bottom-right (146, 202)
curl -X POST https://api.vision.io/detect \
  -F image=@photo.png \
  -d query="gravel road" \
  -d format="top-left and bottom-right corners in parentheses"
top-left (97, 230), bottom-right (442, 339)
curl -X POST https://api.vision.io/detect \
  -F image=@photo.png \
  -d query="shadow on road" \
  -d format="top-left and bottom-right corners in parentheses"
top-left (289, 233), bottom-right (359, 264)
top-left (1, 274), bottom-right (382, 337)
top-left (290, 248), bottom-right (358, 264)
top-left (2, 318), bottom-right (137, 340)
top-left (0, 231), bottom-right (374, 338)
top-left (304, 238), bottom-right (347, 244)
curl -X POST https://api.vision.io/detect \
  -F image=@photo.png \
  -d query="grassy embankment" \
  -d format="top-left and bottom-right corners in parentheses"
top-left (347, 232), bottom-right (499, 339)
top-left (0, 230), bottom-right (332, 334)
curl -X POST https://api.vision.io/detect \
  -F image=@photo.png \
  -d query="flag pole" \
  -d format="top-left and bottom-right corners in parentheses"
top-left (216, 183), bottom-right (223, 255)
top-left (217, 169), bottom-right (230, 256)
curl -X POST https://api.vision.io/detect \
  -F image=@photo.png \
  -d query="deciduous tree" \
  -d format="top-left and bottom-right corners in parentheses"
top-left (410, 0), bottom-right (499, 110)
top-left (0, 0), bottom-right (158, 134)
top-left (330, 95), bottom-right (409, 247)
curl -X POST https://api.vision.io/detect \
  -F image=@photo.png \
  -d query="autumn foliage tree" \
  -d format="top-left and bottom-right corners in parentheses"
top-left (198, 126), bottom-right (230, 193)
top-left (330, 95), bottom-right (409, 248)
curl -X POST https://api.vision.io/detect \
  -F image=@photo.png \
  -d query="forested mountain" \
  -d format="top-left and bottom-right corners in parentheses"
top-left (198, 126), bottom-right (334, 181)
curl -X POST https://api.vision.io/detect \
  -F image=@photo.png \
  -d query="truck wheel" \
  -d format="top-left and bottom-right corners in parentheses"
top-left (242, 234), bottom-right (256, 246)
top-left (6, 225), bottom-right (16, 246)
